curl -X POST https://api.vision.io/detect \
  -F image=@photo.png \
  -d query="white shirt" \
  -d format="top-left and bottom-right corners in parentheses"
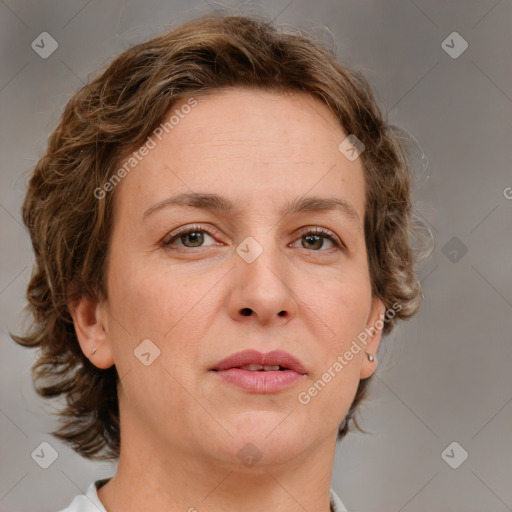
top-left (58, 479), bottom-right (348, 512)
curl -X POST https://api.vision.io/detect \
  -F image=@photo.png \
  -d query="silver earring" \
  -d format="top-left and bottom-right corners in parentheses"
top-left (91, 348), bottom-right (97, 355)
top-left (367, 353), bottom-right (375, 362)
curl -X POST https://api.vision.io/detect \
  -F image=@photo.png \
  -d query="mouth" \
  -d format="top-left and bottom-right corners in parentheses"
top-left (211, 349), bottom-right (307, 375)
top-left (236, 364), bottom-right (288, 371)
top-left (210, 349), bottom-right (307, 393)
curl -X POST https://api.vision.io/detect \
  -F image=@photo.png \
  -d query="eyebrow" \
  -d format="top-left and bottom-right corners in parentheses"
top-left (143, 192), bottom-right (362, 227)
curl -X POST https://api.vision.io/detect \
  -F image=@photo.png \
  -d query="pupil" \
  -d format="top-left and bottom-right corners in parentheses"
top-left (303, 234), bottom-right (322, 250)
top-left (183, 231), bottom-right (203, 247)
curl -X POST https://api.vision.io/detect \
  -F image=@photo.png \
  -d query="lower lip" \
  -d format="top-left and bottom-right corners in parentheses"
top-left (212, 369), bottom-right (306, 393)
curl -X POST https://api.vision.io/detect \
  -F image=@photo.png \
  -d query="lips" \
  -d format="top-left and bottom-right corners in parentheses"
top-left (211, 349), bottom-right (307, 375)
top-left (211, 349), bottom-right (307, 393)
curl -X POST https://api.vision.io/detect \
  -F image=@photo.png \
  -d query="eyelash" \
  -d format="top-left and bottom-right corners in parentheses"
top-left (162, 224), bottom-right (345, 252)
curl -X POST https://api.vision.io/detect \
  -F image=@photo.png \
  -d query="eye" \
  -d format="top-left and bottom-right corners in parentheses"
top-left (162, 224), bottom-right (219, 249)
top-left (161, 225), bottom-right (345, 252)
top-left (291, 227), bottom-right (344, 252)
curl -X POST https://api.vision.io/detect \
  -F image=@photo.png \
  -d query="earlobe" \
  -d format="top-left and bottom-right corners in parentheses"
top-left (359, 296), bottom-right (386, 379)
top-left (68, 294), bottom-right (115, 370)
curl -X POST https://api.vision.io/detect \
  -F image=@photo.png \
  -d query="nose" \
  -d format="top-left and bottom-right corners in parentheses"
top-left (227, 238), bottom-right (298, 326)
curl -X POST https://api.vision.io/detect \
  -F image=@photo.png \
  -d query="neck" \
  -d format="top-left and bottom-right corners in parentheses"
top-left (98, 407), bottom-right (338, 512)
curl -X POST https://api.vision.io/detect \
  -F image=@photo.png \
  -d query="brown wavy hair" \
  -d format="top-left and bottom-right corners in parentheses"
top-left (12, 13), bottom-right (427, 460)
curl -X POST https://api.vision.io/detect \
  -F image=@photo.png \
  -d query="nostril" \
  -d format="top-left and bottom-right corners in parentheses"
top-left (241, 308), bottom-right (252, 316)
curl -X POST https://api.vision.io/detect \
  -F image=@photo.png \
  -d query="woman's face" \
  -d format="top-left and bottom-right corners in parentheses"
top-left (98, 88), bottom-right (384, 468)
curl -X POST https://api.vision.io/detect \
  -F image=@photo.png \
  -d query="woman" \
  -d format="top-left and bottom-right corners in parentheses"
top-left (13, 14), bottom-right (424, 512)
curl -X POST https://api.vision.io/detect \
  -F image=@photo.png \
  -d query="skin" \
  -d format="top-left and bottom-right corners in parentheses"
top-left (69, 88), bottom-right (385, 512)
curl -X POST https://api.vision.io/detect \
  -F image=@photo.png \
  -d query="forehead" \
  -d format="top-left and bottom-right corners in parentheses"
top-left (170, 88), bottom-right (344, 158)
top-left (113, 88), bottom-right (366, 226)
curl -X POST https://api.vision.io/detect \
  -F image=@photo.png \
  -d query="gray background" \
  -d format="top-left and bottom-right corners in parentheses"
top-left (1, 1), bottom-right (511, 511)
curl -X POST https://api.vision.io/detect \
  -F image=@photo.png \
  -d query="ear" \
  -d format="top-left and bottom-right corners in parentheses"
top-left (68, 294), bottom-right (115, 369)
top-left (359, 296), bottom-right (386, 379)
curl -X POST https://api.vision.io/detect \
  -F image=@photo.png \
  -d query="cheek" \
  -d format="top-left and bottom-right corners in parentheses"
top-left (106, 253), bottom-right (218, 359)
top-left (104, 260), bottom-right (210, 414)
top-left (296, 265), bottom-right (372, 343)
top-left (295, 269), bottom-right (371, 414)
top-left (297, 339), bottom-right (364, 432)
top-left (301, 286), bottom-right (368, 421)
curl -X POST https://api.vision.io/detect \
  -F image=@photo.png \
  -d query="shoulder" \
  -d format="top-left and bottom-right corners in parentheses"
top-left (57, 479), bottom-right (110, 512)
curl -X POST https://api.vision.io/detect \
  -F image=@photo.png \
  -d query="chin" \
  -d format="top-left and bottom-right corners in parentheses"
top-left (215, 414), bottom-right (316, 467)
